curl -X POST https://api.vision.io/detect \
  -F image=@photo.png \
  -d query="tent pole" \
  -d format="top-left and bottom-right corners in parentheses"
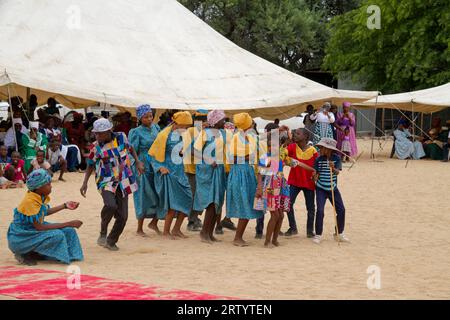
top-left (370, 94), bottom-right (379, 160)
top-left (26, 87), bottom-right (31, 119)
top-left (7, 84), bottom-right (18, 152)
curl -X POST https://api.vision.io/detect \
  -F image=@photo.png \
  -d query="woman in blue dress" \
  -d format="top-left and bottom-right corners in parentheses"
top-left (128, 104), bottom-right (161, 236)
top-left (226, 113), bottom-right (264, 247)
top-left (7, 169), bottom-right (84, 265)
top-left (193, 110), bottom-right (227, 244)
top-left (149, 111), bottom-right (193, 239)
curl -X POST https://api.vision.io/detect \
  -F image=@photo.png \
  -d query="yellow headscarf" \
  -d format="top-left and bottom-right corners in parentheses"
top-left (148, 111), bottom-right (194, 163)
top-left (233, 113), bottom-right (253, 131)
top-left (173, 111), bottom-right (193, 126)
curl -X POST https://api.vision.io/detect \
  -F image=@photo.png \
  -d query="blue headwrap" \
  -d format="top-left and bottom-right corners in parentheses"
top-left (398, 119), bottom-right (409, 127)
top-left (136, 104), bottom-right (152, 120)
top-left (26, 169), bottom-right (52, 191)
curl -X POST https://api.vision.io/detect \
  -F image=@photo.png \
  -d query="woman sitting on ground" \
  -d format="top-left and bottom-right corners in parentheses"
top-left (7, 169), bottom-right (83, 266)
top-left (393, 120), bottom-right (426, 160)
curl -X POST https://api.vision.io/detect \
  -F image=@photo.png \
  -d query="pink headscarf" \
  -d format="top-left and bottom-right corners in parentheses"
top-left (207, 110), bottom-right (226, 128)
top-left (343, 101), bottom-right (352, 108)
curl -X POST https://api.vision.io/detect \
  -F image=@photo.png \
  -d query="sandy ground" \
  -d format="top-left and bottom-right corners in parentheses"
top-left (0, 138), bottom-right (449, 300)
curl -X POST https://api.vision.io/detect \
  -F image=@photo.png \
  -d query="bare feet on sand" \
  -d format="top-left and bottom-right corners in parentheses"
top-left (162, 232), bottom-right (179, 240)
top-left (172, 230), bottom-right (188, 239)
top-left (148, 222), bottom-right (162, 235)
top-left (233, 239), bottom-right (249, 247)
top-left (136, 230), bottom-right (148, 237)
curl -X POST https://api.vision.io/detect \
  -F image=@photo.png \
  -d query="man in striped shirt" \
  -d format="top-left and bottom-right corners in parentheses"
top-left (312, 138), bottom-right (350, 244)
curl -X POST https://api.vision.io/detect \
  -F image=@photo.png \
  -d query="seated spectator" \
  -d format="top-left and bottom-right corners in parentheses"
top-left (28, 150), bottom-right (51, 175)
top-left (4, 118), bottom-right (28, 155)
top-left (4, 151), bottom-right (26, 184)
top-left (48, 140), bottom-right (67, 181)
top-left (21, 121), bottom-right (48, 172)
top-left (442, 120), bottom-right (450, 162)
top-left (0, 165), bottom-right (18, 189)
top-left (393, 120), bottom-right (426, 160)
top-left (422, 118), bottom-right (449, 160)
top-left (0, 145), bottom-right (11, 169)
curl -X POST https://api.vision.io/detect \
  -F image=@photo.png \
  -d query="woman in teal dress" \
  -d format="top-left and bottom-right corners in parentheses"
top-left (7, 169), bottom-right (84, 265)
top-left (149, 111), bottom-right (193, 239)
top-left (194, 110), bottom-right (227, 244)
top-left (226, 113), bottom-right (264, 247)
top-left (128, 104), bottom-right (161, 236)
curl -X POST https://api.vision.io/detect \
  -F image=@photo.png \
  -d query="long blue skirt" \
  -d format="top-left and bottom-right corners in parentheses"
top-left (226, 164), bottom-right (264, 220)
top-left (7, 222), bottom-right (84, 264)
top-left (132, 166), bottom-right (158, 220)
top-left (193, 164), bottom-right (226, 213)
top-left (154, 172), bottom-right (193, 219)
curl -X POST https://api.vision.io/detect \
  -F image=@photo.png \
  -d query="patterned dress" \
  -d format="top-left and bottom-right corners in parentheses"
top-left (258, 148), bottom-right (291, 212)
top-left (7, 192), bottom-right (84, 264)
top-left (128, 124), bottom-right (160, 219)
top-left (150, 130), bottom-right (192, 219)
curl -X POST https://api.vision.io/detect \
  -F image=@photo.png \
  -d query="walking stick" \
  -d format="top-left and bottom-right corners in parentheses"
top-left (329, 161), bottom-right (340, 246)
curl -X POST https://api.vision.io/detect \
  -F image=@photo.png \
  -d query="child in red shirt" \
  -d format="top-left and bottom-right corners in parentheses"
top-left (4, 151), bottom-right (26, 185)
top-left (285, 128), bottom-right (319, 238)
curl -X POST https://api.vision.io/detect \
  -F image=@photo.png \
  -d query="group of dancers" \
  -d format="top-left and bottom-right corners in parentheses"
top-left (6, 104), bottom-right (349, 266)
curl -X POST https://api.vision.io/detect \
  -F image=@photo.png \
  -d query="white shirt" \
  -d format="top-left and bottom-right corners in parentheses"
top-left (4, 126), bottom-right (29, 148)
top-left (310, 111), bottom-right (335, 124)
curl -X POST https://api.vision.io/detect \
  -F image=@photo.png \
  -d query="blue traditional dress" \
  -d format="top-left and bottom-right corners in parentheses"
top-left (393, 129), bottom-right (426, 160)
top-left (150, 130), bottom-right (192, 219)
top-left (7, 192), bottom-right (83, 264)
top-left (226, 131), bottom-right (264, 220)
top-left (128, 124), bottom-right (160, 219)
top-left (193, 128), bottom-right (227, 213)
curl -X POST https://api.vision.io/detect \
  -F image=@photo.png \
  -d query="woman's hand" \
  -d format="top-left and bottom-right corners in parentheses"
top-left (80, 183), bottom-right (88, 198)
top-left (159, 167), bottom-right (170, 175)
top-left (255, 187), bottom-right (263, 199)
top-left (65, 201), bottom-right (80, 210)
top-left (136, 160), bottom-right (145, 175)
top-left (67, 220), bottom-right (83, 229)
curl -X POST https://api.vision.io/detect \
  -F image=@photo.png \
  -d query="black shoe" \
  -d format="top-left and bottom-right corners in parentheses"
top-left (105, 243), bottom-right (119, 251)
top-left (307, 232), bottom-right (316, 238)
top-left (255, 233), bottom-right (263, 239)
top-left (97, 235), bottom-right (107, 247)
top-left (187, 222), bottom-right (202, 232)
top-left (284, 229), bottom-right (298, 237)
top-left (194, 219), bottom-right (203, 229)
top-left (215, 227), bottom-right (224, 235)
top-left (221, 219), bottom-right (237, 231)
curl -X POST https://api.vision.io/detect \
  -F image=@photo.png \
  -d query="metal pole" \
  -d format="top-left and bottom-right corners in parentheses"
top-left (7, 84), bottom-right (18, 152)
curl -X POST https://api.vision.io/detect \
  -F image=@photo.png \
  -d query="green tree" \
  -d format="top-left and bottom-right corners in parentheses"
top-left (179, 0), bottom-right (327, 73)
top-left (323, 0), bottom-right (450, 93)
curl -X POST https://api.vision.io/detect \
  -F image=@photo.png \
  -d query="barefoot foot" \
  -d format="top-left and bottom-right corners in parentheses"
top-left (148, 222), bottom-right (162, 235)
top-left (172, 230), bottom-right (188, 239)
top-left (233, 239), bottom-right (249, 247)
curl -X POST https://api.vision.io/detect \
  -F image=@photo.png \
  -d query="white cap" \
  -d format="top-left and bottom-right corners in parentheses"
top-left (92, 118), bottom-right (113, 133)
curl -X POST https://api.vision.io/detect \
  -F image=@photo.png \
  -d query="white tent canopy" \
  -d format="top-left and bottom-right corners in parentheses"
top-left (358, 83), bottom-right (450, 114)
top-left (0, 0), bottom-right (377, 119)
